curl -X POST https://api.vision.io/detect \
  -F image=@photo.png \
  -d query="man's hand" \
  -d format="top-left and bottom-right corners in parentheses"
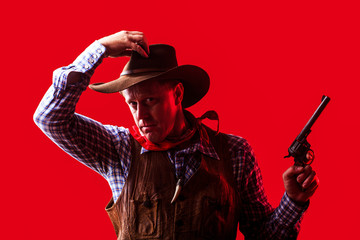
top-left (98, 30), bottom-right (149, 58)
top-left (283, 164), bottom-right (319, 204)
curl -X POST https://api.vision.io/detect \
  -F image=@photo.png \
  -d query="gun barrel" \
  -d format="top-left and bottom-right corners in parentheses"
top-left (297, 95), bottom-right (331, 140)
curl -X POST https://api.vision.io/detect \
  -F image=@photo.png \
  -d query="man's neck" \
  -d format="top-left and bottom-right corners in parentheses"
top-left (166, 109), bottom-right (190, 140)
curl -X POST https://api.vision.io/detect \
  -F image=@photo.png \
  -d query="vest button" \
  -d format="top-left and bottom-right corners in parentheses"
top-left (175, 219), bottom-right (184, 227)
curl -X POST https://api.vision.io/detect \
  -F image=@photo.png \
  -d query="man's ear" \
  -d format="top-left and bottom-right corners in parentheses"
top-left (174, 82), bottom-right (184, 106)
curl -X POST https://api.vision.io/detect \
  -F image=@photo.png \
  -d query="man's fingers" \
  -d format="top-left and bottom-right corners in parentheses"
top-left (296, 165), bottom-right (313, 183)
top-left (126, 30), bottom-right (145, 35)
top-left (136, 42), bottom-right (149, 57)
top-left (301, 170), bottom-right (315, 188)
top-left (284, 163), bottom-right (319, 203)
top-left (303, 173), bottom-right (319, 190)
top-left (301, 178), bottom-right (319, 201)
top-left (98, 30), bottom-right (149, 58)
top-left (283, 165), bottom-right (304, 180)
top-left (127, 33), bottom-right (149, 57)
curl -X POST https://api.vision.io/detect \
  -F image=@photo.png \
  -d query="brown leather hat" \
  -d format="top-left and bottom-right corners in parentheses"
top-left (89, 44), bottom-right (210, 108)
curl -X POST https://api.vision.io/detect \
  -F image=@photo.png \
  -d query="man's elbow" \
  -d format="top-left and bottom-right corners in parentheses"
top-left (33, 105), bottom-right (58, 134)
top-left (33, 106), bottom-right (50, 134)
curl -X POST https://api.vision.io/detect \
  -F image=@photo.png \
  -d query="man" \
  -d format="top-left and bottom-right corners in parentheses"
top-left (34, 30), bottom-right (319, 239)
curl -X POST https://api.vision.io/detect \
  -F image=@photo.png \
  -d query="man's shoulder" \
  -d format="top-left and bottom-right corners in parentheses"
top-left (202, 125), bottom-right (252, 153)
top-left (218, 131), bottom-right (254, 156)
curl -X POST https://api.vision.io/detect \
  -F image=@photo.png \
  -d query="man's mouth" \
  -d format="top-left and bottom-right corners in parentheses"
top-left (140, 124), bottom-right (157, 133)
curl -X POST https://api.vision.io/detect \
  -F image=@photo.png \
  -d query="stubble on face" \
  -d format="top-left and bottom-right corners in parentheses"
top-left (122, 79), bottom-right (184, 143)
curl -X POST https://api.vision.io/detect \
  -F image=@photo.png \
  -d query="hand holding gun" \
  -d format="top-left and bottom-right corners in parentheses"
top-left (285, 95), bottom-right (331, 165)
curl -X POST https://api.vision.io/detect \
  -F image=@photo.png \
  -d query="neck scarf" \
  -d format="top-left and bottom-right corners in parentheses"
top-left (130, 110), bottom-right (219, 151)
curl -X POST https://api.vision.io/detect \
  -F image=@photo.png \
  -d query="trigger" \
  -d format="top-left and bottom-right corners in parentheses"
top-left (305, 149), bottom-right (315, 165)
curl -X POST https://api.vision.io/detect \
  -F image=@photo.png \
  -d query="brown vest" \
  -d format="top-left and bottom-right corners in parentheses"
top-left (105, 127), bottom-right (241, 240)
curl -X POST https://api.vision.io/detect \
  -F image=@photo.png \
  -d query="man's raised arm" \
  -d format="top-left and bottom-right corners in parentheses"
top-left (33, 30), bottom-right (148, 177)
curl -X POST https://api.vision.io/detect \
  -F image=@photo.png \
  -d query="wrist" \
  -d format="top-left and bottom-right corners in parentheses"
top-left (286, 192), bottom-right (310, 207)
top-left (97, 40), bottom-right (109, 58)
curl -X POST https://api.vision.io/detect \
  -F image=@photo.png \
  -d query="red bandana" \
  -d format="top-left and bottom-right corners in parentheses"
top-left (130, 110), bottom-right (219, 151)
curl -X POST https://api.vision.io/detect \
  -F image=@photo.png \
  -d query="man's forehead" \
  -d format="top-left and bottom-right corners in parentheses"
top-left (122, 79), bottom-right (168, 99)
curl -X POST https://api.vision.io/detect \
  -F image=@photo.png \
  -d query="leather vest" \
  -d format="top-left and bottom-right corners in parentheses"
top-left (105, 127), bottom-right (241, 239)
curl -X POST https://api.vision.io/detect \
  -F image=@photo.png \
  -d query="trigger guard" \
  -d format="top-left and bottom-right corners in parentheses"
top-left (305, 149), bottom-right (315, 165)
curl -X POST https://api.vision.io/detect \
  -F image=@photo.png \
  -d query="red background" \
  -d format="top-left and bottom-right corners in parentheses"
top-left (1, 0), bottom-right (359, 239)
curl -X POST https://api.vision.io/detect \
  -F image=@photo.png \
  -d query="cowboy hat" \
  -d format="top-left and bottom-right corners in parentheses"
top-left (89, 44), bottom-right (210, 108)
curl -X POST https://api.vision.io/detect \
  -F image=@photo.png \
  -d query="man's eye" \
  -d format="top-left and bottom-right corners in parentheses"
top-left (146, 98), bottom-right (154, 103)
top-left (129, 102), bottom-right (137, 107)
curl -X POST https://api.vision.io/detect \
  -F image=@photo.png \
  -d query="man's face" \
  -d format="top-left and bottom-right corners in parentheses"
top-left (122, 79), bottom-right (182, 143)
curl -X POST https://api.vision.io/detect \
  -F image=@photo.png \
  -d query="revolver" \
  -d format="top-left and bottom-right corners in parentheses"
top-left (284, 95), bottom-right (331, 165)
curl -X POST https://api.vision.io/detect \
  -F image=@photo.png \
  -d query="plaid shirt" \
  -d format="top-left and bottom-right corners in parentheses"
top-left (34, 41), bottom-right (308, 239)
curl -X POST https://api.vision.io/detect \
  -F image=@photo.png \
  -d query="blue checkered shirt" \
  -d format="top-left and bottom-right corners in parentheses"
top-left (34, 41), bottom-right (308, 239)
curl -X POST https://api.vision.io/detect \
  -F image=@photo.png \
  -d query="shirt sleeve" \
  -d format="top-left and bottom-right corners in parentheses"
top-left (33, 41), bottom-right (132, 180)
top-left (227, 134), bottom-right (308, 239)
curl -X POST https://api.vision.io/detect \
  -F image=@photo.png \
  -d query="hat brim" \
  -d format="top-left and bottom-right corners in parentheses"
top-left (89, 65), bottom-right (210, 108)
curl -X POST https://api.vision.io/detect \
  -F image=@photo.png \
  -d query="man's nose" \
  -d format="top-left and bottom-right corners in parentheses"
top-left (137, 104), bottom-right (150, 120)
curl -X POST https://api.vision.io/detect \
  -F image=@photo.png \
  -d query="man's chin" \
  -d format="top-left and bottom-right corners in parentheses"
top-left (144, 133), bottom-right (164, 144)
